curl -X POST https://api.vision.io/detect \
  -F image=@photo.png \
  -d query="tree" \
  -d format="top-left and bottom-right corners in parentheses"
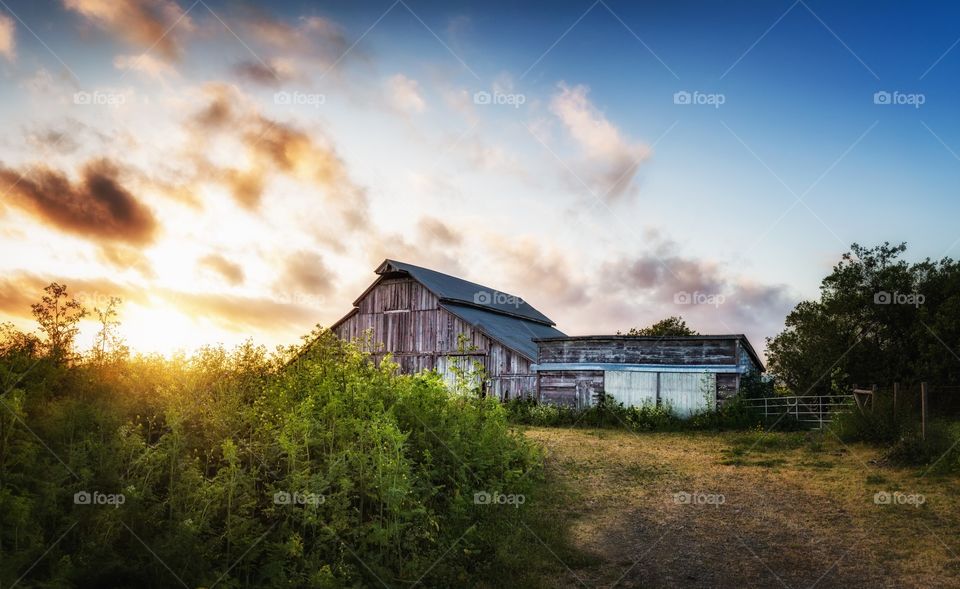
top-left (619, 316), bottom-right (699, 336)
top-left (31, 283), bottom-right (87, 362)
top-left (767, 242), bottom-right (960, 394)
top-left (92, 297), bottom-right (127, 363)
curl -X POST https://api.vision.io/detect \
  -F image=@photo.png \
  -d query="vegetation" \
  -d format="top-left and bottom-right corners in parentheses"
top-left (767, 242), bottom-right (960, 395)
top-left (0, 285), bottom-right (571, 588)
top-left (618, 315), bottom-right (699, 336)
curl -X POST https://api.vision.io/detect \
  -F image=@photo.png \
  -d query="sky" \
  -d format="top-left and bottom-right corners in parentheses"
top-left (1, 0), bottom-right (959, 357)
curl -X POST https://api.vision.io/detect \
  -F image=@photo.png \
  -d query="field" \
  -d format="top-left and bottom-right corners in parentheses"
top-left (521, 426), bottom-right (960, 588)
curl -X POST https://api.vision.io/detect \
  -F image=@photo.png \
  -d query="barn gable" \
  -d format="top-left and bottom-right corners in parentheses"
top-left (331, 260), bottom-right (565, 399)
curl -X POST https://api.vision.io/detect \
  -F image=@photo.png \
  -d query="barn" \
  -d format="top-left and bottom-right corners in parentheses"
top-left (331, 259), bottom-right (566, 399)
top-left (534, 335), bottom-right (764, 415)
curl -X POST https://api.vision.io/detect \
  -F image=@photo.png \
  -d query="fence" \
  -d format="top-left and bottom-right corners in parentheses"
top-left (741, 395), bottom-right (855, 429)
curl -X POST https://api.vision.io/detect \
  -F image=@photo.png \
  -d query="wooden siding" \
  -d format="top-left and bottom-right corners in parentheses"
top-left (660, 372), bottom-right (716, 417)
top-left (537, 370), bottom-right (603, 407)
top-left (334, 277), bottom-right (536, 400)
top-left (538, 338), bottom-right (738, 366)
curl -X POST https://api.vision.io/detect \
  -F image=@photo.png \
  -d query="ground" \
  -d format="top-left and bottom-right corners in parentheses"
top-left (522, 427), bottom-right (960, 589)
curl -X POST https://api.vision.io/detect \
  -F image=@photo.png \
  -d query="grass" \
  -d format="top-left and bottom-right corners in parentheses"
top-left (518, 425), bottom-right (960, 588)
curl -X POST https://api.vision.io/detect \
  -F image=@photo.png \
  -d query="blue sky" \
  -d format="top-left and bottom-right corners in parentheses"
top-left (0, 0), bottom-right (958, 354)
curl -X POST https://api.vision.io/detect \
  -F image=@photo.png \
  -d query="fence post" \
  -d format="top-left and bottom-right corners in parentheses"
top-left (871, 384), bottom-right (877, 413)
top-left (819, 395), bottom-right (824, 430)
top-left (921, 382), bottom-right (928, 441)
top-left (764, 396), bottom-right (768, 420)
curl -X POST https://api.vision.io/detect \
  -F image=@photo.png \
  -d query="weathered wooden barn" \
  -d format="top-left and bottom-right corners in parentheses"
top-left (331, 259), bottom-right (566, 398)
top-left (534, 335), bottom-right (764, 415)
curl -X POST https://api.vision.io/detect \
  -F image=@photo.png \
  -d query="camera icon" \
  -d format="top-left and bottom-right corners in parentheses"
top-left (74, 491), bottom-right (91, 505)
top-left (73, 92), bottom-right (91, 105)
top-left (473, 91), bottom-right (491, 105)
top-left (474, 491), bottom-right (492, 505)
top-left (473, 291), bottom-right (492, 305)
top-left (874, 491), bottom-right (891, 505)
top-left (873, 91), bottom-right (891, 105)
top-left (274, 91), bottom-right (292, 105)
top-left (674, 291), bottom-right (691, 305)
top-left (874, 291), bottom-right (891, 305)
top-left (273, 491), bottom-right (292, 505)
top-left (673, 491), bottom-right (692, 504)
top-left (673, 90), bottom-right (691, 105)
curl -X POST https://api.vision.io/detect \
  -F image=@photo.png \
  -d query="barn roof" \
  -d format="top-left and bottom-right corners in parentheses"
top-left (367, 259), bottom-right (557, 326)
top-left (440, 302), bottom-right (566, 361)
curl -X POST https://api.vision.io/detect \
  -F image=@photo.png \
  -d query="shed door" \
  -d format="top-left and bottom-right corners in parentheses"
top-left (605, 371), bottom-right (657, 408)
top-left (659, 372), bottom-right (716, 417)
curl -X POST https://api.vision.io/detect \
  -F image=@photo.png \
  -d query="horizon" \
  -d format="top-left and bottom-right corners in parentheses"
top-left (2, 0), bottom-right (959, 356)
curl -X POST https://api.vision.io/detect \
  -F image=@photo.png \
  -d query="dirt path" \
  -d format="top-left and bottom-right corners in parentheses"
top-left (525, 427), bottom-right (960, 589)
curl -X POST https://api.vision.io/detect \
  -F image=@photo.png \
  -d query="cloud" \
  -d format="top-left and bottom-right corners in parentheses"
top-left (417, 216), bottom-right (462, 247)
top-left (232, 58), bottom-right (297, 86)
top-left (242, 13), bottom-right (348, 60)
top-left (277, 250), bottom-right (334, 295)
top-left (0, 13), bottom-right (15, 62)
top-left (63, 0), bottom-right (193, 61)
top-left (549, 83), bottom-right (650, 200)
top-left (113, 53), bottom-right (179, 80)
top-left (0, 272), bottom-right (143, 320)
top-left (386, 74), bottom-right (426, 113)
top-left (0, 159), bottom-right (158, 245)
top-left (189, 84), bottom-right (369, 226)
top-left (198, 253), bottom-right (245, 286)
top-left (164, 289), bottom-right (319, 332)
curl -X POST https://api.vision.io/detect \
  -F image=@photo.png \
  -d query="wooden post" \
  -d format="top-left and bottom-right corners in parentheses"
top-left (871, 384), bottom-right (877, 413)
top-left (921, 382), bottom-right (928, 441)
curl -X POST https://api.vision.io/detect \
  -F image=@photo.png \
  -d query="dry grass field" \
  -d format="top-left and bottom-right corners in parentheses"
top-left (522, 427), bottom-right (960, 588)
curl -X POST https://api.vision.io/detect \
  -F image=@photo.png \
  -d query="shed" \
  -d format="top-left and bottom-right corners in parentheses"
top-left (534, 335), bottom-right (764, 415)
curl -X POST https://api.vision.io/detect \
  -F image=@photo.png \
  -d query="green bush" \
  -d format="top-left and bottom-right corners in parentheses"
top-left (0, 328), bottom-right (543, 588)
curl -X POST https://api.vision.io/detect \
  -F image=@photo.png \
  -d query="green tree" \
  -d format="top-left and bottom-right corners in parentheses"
top-left (619, 316), bottom-right (699, 336)
top-left (31, 283), bottom-right (87, 362)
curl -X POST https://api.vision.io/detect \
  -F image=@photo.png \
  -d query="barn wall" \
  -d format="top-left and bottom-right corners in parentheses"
top-left (333, 277), bottom-right (536, 399)
top-left (538, 338), bottom-right (738, 365)
top-left (537, 370), bottom-right (603, 407)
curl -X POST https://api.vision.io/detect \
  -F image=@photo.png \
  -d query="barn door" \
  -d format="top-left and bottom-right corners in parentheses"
top-left (604, 371), bottom-right (658, 408)
top-left (659, 372), bottom-right (716, 417)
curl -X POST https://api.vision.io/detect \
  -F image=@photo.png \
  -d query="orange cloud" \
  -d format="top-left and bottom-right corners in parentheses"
top-left (0, 13), bottom-right (15, 62)
top-left (0, 159), bottom-right (158, 245)
top-left (63, 0), bottom-right (193, 61)
top-left (198, 253), bottom-right (245, 286)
